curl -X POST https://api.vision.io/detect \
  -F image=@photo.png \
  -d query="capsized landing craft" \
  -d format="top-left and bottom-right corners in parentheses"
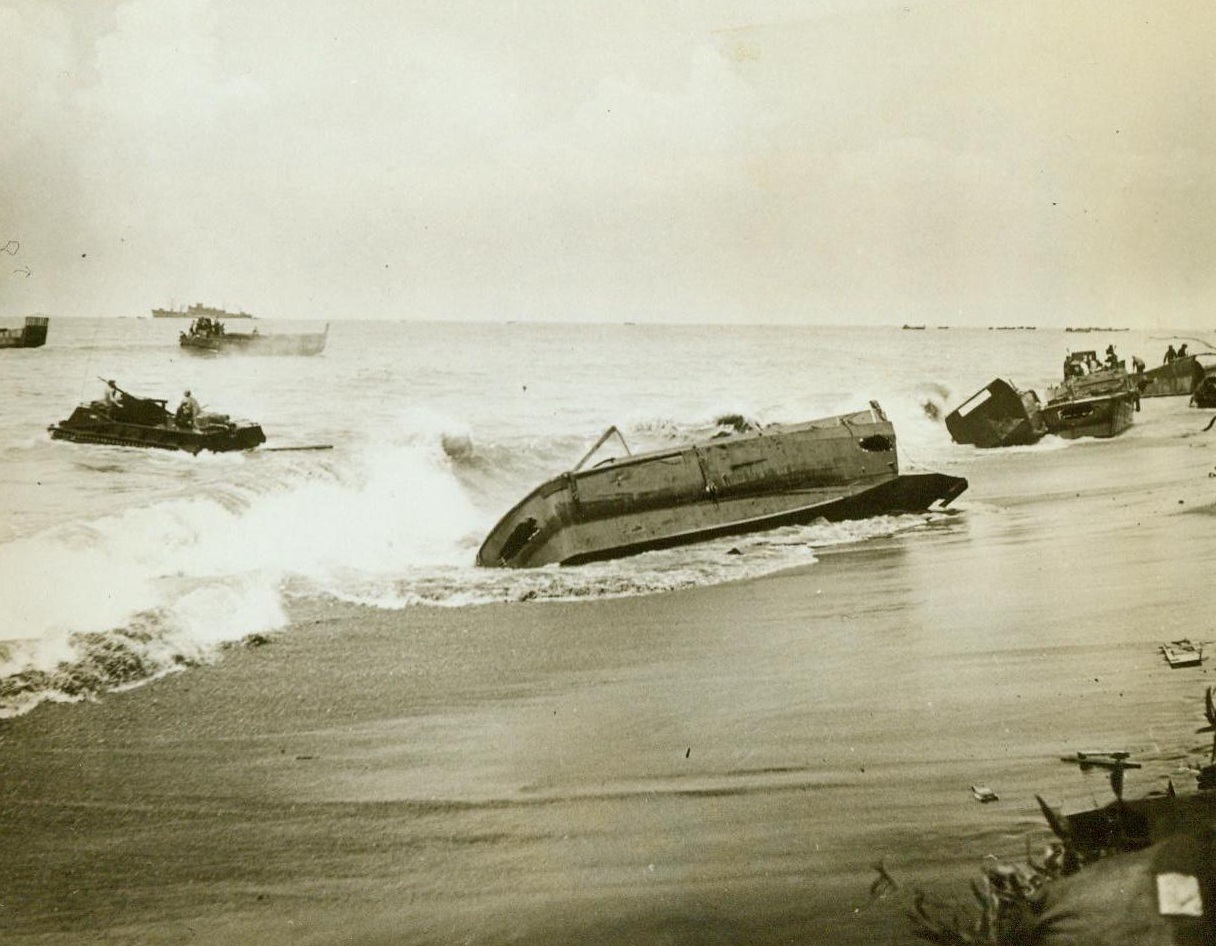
top-left (477, 402), bottom-right (967, 568)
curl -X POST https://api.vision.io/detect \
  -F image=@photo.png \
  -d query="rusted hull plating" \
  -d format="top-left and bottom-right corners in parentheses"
top-left (945, 379), bottom-right (1046, 448)
top-left (477, 407), bottom-right (968, 568)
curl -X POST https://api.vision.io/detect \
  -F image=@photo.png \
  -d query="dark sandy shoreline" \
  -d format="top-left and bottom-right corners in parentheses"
top-left (4, 515), bottom-right (1215, 945)
top-left (6, 403), bottom-right (1216, 945)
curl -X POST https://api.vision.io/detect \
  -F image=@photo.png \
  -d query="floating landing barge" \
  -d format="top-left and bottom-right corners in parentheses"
top-left (179, 318), bottom-right (328, 356)
top-left (0, 316), bottom-right (49, 349)
top-left (49, 389), bottom-right (265, 454)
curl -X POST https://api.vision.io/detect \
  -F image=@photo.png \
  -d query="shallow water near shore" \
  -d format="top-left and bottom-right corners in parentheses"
top-left (3, 322), bottom-right (1216, 943)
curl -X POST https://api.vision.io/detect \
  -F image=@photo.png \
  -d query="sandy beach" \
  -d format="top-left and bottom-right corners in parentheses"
top-left (7, 1), bottom-right (1216, 939)
top-left (5, 401), bottom-right (1216, 946)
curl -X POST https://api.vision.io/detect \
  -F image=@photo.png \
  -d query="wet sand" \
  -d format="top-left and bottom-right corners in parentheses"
top-left (5, 401), bottom-right (1216, 945)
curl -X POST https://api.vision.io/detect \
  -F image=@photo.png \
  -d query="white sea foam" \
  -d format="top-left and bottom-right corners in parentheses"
top-left (0, 428), bottom-right (485, 698)
top-left (1, 319), bottom-right (1179, 713)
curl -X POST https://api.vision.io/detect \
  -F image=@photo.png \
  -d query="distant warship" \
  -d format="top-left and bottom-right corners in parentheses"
top-left (152, 302), bottom-right (255, 319)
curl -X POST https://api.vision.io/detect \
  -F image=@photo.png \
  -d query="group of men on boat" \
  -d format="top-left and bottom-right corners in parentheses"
top-left (1063, 343), bottom-right (1183, 379)
top-left (1064, 345), bottom-right (1125, 377)
top-left (1163, 342), bottom-right (1190, 363)
top-left (185, 316), bottom-right (260, 339)
top-left (102, 380), bottom-right (201, 429)
top-left (187, 316), bottom-right (226, 338)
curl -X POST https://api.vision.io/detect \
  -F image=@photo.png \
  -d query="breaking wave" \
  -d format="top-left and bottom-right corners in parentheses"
top-left (0, 402), bottom-right (963, 717)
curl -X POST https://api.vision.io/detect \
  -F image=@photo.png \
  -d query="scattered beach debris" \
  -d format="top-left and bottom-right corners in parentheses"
top-left (886, 689), bottom-right (1216, 945)
top-left (971, 784), bottom-right (999, 803)
top-left (868, 859), bottom-right (900, 902)
top-left (1059, 751), bottom-right (1141, 770)
top-left (1161, 638), bottom-right (1204, 668)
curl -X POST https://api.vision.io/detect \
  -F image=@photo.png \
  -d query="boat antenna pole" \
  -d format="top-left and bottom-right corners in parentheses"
top-left (572, 425), bottom-right (632, 472)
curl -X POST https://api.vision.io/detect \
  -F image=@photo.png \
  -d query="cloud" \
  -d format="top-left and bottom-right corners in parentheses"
top-left (3, 0), bottom-right (1215, 325)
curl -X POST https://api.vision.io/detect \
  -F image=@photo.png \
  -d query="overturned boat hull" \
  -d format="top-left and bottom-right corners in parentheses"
top-left (477, 406), bottom-right (967, 568)
top-left (945, 378), bottom-right (1046, 448)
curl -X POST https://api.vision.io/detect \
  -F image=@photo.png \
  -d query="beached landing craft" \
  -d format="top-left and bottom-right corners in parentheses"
top-left (1135, 353), bottom-right (1210, 398)
top-left (476, 403), bottom-right (968, 568)
top-left (1040, 351), bottom-right (1137, 440)
top-left (945, 378), bottom-right (1047, 448)
top-left (48, 385), bottom-right (265, 454)
top-left (180, 318), bottom-right (329, 356)
top-left (0, 316), bottom-right (49, 349)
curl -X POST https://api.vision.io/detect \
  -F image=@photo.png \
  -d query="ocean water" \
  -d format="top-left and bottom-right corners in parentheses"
top-left (0, 317), bottom-right (1204, 716)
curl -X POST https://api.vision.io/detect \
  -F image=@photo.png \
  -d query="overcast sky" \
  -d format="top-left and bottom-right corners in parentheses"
top-left (2, 0), bottom-right (1214, 326)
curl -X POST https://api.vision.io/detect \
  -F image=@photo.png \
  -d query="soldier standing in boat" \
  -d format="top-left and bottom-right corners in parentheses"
top-left (176, 389), bottom-right (200, 428)
top-left (1132, 354), bottom-right (1145, 374)
top-left (1164, 344), bottom-right (1177, 363)
top-left (102, 379), bottom-right (123, 411)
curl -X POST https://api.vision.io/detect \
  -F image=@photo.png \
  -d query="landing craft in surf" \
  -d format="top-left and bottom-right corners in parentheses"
top-left (1135, 353), bottom-right (1209, 398)
top-left (48, 383), bottom-right (266, 454)
top-left (179, 317), bottom-right (328, 356)
top-left (476, 403), bottom-right (968, 568)
top-left (1041, 351), bottom-right (1138, 440)
top-left (945, 379), bottom-right (1047, 448)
